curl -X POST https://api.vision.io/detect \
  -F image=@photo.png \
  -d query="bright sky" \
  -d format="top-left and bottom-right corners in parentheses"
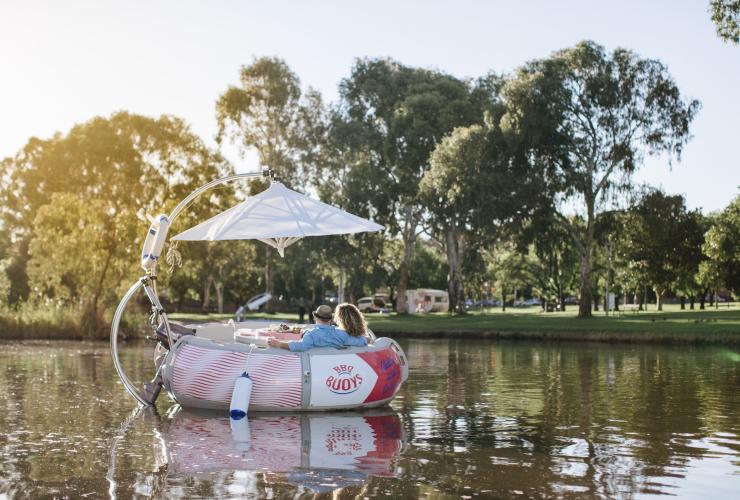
top-left (1, 0), bottom-right (738, 212)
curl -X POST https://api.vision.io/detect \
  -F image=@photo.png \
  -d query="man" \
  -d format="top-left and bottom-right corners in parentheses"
top-left (268, 305), bottom-right (367, 352)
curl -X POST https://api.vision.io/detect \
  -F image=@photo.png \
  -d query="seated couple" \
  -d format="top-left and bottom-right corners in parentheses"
top-left (268, 304), bottom-right (370, 352)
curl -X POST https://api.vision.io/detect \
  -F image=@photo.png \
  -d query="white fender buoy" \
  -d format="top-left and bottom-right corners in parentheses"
top-left (229, 372), bottom-right (252, 419)
top-left (141, 214), bottom-right (170, 272)
top-left (230, 414), bottom-right (251, 451)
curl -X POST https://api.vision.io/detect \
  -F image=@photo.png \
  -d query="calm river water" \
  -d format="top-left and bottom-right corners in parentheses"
top-left (1, 339), bottom-right (738, 499)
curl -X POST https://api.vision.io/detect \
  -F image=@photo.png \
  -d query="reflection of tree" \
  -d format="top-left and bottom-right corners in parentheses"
top-left (0, 342), bottom-right (163, 495)
top-left (391, 339), bottom-right (740, 497)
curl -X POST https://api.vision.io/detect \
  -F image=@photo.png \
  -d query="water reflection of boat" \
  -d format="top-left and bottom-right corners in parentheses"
top-left (161, 407), bottom-right (406, 478)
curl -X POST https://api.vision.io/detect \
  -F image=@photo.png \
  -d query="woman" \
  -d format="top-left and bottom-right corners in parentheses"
top-left (268, 304), bottom-right (369, 351)
top-left (333, 302), bottom-right (370, 340)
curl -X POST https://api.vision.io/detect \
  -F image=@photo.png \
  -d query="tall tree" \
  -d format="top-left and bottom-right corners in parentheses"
top-left (421, 121), bottom-right (546, 313)
top-left (216, 57), bottom-right (319, 186)
top-left (503, 41), bottom-right (699, 317)
top-left (529, 220), bottom-right (580, 312)
top-left (216, 57), bottom-right (327, 308)
top-left (0, 112), bottom-right (230, 334)
top-left (698, 194), bottom-right (740, 299)
top-left (486, 244), bottom-right (531, 311)
top-left (672, 211), bottom-right (708, 309)
top-left (335, 59), bottom-right (493, 313)
top-left (618, 190), bottom-right (704, 311)
top-left (421, 125), bottom-right (490, 313)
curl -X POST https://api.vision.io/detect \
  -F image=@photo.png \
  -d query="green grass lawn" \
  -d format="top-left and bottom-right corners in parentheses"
top-left (169, 311), bottom-right (295, 323)
top-left (170, 303), bottom-right (740, 343)
top-left (366, 303), bottom-right (739, 334)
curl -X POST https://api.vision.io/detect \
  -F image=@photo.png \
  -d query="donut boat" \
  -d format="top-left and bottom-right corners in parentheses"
top-left (160, 322), bottom-right (408, 411)
top-left (110, 168), bottom-right (409, 410)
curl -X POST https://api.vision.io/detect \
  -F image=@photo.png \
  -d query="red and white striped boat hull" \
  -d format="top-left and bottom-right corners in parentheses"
top-left (161, 334), bottom-right (409, 411)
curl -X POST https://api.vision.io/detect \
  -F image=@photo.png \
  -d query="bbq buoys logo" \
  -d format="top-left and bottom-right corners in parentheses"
top-left (326, 364), bottom-right (363, 394)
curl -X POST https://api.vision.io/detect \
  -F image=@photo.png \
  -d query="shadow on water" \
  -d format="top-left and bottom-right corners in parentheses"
top-left (0, 339), bottom-right (738, 498)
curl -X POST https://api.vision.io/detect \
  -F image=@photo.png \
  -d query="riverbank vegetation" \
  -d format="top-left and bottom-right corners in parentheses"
top-left (367, 305), bottom-right (740, 344)
top-left (165, 304), bottom-right (740, 344)
top-left (1, 41), bottom-right (738, 339)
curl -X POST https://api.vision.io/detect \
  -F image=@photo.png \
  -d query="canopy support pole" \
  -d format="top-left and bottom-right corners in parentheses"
top-left (166, 169), bottom-right (271, 230)
top-left (111, 169), bottom-right (272, 406)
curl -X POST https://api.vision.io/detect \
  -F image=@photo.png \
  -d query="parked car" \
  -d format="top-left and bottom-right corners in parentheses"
top-left (357, 297), bottom-right (375, 312)
top-left (246, 292), bottom-right (272, 311)
top-left (357, 297), bottom-right (389, 313)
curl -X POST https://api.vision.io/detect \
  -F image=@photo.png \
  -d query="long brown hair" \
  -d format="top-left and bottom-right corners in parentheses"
top-left (334, 303), bottom-right (367, 337)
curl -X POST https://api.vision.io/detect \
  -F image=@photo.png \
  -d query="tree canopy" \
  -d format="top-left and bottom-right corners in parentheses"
top-left (699, 194), bottom-right (740, 297)
top-left (617, 190), bottom-right (705, 310)
top-left (0, 112), bottom-right (231, 333)
top-left (2, 45), bottom-right (731, 337)
top-left (334, 59), bottom-right (496, 312)
top-left (710, 0), bottom-right (740, 44)
top-left (502, 40), bottom-right (700, 317)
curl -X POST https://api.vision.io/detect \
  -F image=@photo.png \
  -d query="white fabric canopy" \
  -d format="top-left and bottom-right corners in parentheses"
top-left (172, 181), bottom-right (383, 256)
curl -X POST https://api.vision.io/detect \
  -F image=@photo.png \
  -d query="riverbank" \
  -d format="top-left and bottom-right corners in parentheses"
top-left (2, 304), bottom-right (738, 344)
top-left (366, 305), bottom-right (740, 344)
top-left (170, 304), bottom-right (740, 345)
top-left (0, 304), bottom-right (142, 340)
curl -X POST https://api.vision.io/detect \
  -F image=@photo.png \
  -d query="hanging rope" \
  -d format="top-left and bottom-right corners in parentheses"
top-left (165, 241), bottom-right (183, 273)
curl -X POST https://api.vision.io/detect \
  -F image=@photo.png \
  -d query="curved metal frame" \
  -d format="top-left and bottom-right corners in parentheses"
top-left (110, 277), bottom-right (151, 405)
top-left (110, 169), bottom-right (270, 406)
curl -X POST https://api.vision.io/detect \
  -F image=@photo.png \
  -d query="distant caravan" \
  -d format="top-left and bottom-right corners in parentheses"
top-left (405, 289), bottom-right (449, 314)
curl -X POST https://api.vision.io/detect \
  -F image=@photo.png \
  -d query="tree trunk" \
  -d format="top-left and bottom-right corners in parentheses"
top-left (557, 279), bottom-right (565, 312)
top-left (88, 248), bottom-right (114, 336)
top-left (680, 296), bottom-right (686, 310)
top-left (578, 248), bottom-right (593, 318)
top-left (700, 287), bottom-right (707, 310)
top-left (338, 268), bottom-right (345, 304)
top-left (689, 296), bottom-right (695, 310)
top-left (656, 288), bottom-right (663, 312)
top-left (644, 285), bottom-right (649, 311)
top-left (264, 247), bottom-right (274, 313)
top-left (445, 227), bottom-right (465, 315)
top-left (396, 205), bottom-right (417, 314)
top-left (502, 288), bottom-right (507, 312)
top-left (202, 275), bottom-right (213, 313)
top-left (396, 259), bottom-right (410, 314)
top-left (215, 282), bottom-right (224, 314)
top-left (577, 196), bottom-right (595, 318)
